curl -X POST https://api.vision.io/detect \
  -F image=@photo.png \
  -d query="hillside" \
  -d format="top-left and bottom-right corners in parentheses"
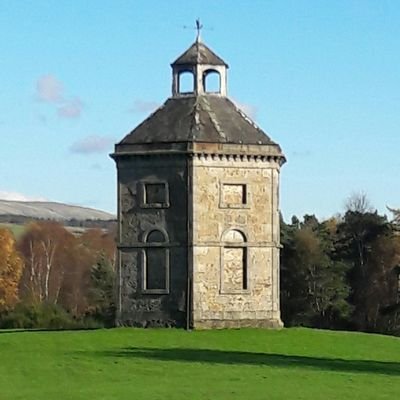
top-left (0, 328), bottom-right (398, 399)
top-left (0, 199), bottom-right (115, 221)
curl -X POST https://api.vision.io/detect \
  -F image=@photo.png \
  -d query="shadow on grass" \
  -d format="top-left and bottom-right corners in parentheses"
top-left (94, 347), bottom-right (400, 376)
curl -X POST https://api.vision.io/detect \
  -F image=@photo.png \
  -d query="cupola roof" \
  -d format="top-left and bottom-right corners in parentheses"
top-left (172, 40), bottom-right (228, 67)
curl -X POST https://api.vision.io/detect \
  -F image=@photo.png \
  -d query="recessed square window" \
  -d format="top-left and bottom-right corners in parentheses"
top-left (220, 183), bottom-right (249, 209)
top-left (146, 183), bottom-right (166, 204)
top-left (140, 181), bottom-right (169, 208)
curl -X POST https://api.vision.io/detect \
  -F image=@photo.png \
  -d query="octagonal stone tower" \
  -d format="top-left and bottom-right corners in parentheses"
top-left (111, 38), bottom-right (286, 329)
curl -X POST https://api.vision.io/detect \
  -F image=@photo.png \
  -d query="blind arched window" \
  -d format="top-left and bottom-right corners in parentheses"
top-left (142, 229), bottom-right (169, 294)
top-left (221, 229), bottom-right (249, 293)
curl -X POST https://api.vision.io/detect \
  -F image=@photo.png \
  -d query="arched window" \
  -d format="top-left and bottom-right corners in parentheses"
top-left (146, 230), bottom-right (166, 243)
top-left (142, 229), bottom-right (169, 294)
top-left (203, 70), bottom-right (221, 93)
top-left (178, 71), bottom-right (194, 94)
top-left (221, 229), bottom-right (248, 293)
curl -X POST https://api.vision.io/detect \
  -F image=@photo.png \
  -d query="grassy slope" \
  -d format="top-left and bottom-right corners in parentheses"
top-left (0, 223), bottom-right (26, 239)
top-left (0, 223), bottom-right (96, 239)
top-left (0, 328), bottom-right (399, 400)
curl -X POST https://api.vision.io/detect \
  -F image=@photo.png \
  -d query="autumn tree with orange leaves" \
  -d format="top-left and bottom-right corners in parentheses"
top-left (16, 222), bottom-right (116, 318)
top-left (0, 228), bottom-right (23, 311)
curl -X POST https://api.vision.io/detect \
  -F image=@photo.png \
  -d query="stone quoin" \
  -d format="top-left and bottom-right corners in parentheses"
top-left (111, 35), bottom-right (286, 329)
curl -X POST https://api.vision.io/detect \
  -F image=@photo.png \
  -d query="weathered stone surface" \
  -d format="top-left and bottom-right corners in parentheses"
top-left (191, 155), bottom-right (282, 328)
top-left (194, 319), bottom-right (283, 329)
top-left (115, 155), bottom-right (188, 327)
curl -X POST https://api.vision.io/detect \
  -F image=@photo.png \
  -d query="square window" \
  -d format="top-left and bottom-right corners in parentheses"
top-left (140, 182), bottom-right (169, 208)
top-left (220, 183), bottom-right (249, 209)
top-left (145, 183), bottom-right (166, 204)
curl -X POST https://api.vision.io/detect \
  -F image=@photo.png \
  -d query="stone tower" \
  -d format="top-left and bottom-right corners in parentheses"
top-left (111, 38), bottom-right (286, 329)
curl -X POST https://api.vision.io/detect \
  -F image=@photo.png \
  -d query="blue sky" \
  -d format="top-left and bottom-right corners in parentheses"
top-left (0, 0), bottom-right (399, 221)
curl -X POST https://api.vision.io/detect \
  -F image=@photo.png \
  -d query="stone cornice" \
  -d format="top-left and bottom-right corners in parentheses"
top-left (111, 141), bottom-right (286, 165)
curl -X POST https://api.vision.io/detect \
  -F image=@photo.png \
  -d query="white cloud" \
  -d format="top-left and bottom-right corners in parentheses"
top-left (69, 135), bottom-right (114, 154)
top-left (35, 75), bottom-right (84, 119)
top-left (58, 97), bottom-right (83, 119)
top-left (129, 99), bottom-right (159, 114)
top-left (0, 190), bottom-right (48, 202)
top-left (36, 74), bottom-right (64, 103)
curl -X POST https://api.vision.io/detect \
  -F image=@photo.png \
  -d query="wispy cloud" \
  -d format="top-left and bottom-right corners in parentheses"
top-left (36, 74), bottom-right (64, 103)
top-left (233, 99), bottom-right (258, 120)
top-left (128, 99), bottom-right (159, 114)
top-left (35, 74), bottom-right (84, 119)
top-left (0, 190), bottom-right (48, 202)
top-left (57, 97), bottom-right (83, 119)
top-left (70, 135), bottom-right (114, 154)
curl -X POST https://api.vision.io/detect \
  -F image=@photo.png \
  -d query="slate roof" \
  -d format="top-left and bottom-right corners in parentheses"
top-left (172, 41), bottom-right (228, 67)
top-left (119, 95), bottom-right (276, 146)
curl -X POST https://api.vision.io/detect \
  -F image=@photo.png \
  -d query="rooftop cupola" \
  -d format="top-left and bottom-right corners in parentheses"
top-left (171, 34), bottom-right (228, 97)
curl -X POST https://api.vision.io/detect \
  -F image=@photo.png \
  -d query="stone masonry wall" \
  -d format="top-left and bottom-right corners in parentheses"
top-left (116, 155), bottom-right (188, 327)
top-left (191, 154), bottom-right (282, 328)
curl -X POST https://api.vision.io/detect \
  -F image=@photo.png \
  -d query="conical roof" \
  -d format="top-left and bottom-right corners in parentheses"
top-left (172, 41), bottom-right (228, 67)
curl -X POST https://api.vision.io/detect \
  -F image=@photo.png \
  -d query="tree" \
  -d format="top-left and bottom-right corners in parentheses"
top-left (79, 228), bottom-right (116, 268)
top-left (336, 203), bottom-right (400, 333)
top-left (59, 228), bottom-right (116, 318)
top-left (18, 221), bottom-right (75, 304)
top-left (0, 228), bottom-right (23, 311)
top-left (281, 215), bottom-right (350, 328)
top-left (87, 257), bottom-right (115, 326)
top-left (363, 234), bottom-right (400, 332)
top-left (345, 192), bottom-right (373, 214)
top-left (388, 207), bottom-right (400, 227)
top-left (17, 223), bottom-right (117, 325)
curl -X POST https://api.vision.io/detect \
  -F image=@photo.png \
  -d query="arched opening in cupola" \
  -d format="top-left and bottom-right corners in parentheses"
top-left (203, 69), bottom-right (221, 93)
top-left (178, 70), bottom-right (195, 94)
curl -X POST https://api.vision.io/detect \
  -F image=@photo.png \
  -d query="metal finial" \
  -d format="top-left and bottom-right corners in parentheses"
top-left (183, 19), bottom-right (208, 42)
top-left (195, 18), bottom-right (203, 42)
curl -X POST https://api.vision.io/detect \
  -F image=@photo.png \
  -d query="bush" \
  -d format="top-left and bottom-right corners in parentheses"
top-left (0, 302), bottom-right (102, 330)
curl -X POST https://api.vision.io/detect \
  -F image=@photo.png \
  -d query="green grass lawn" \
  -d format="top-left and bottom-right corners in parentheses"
top-left (0, 327), bottom-right (399, 400)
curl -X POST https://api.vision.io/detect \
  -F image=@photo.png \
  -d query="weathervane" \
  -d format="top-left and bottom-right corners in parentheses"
top-left (195, 18), bottom-right (203, 42)
top-left (183, 18), bottom-right (205, 42)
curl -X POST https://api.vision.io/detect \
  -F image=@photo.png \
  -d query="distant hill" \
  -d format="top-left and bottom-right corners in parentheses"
top-left (0, 200), bottom-right (115, 222)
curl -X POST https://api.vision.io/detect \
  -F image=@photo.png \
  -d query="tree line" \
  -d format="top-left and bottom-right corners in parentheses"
top-left (0, 214), bottom-right (116, 229)
top-left (0, 221), bottom-right (116, 329)
top-left (281, 197), bottom-right (400, 335)
top-left (0, 197), bottom-right (399, 334)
